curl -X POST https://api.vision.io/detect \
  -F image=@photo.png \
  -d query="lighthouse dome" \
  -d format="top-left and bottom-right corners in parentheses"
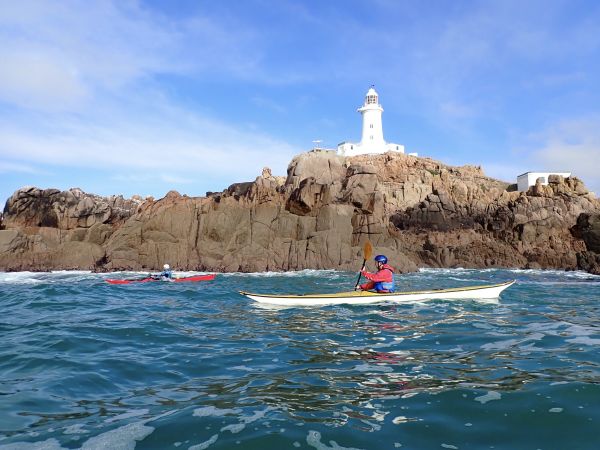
top-left (365, 87), bottom-right (379, 105)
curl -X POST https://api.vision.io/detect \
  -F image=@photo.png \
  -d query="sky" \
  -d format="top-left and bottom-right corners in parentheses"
top-left (1, 0), bottom-right (600, 207)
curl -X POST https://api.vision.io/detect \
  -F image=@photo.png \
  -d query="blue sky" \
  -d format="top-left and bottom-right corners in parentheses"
top-left (1, 0), bottom-right (600, 206)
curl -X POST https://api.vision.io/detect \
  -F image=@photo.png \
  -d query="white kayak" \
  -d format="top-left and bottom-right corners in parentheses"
top-left (240, 280), bottom-right (515, 306)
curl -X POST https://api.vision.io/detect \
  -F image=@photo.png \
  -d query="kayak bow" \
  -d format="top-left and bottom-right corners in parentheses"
top-left (240, 280), bottom-right (515, 306)
top-left (106, 274), bottom-right (216, 285)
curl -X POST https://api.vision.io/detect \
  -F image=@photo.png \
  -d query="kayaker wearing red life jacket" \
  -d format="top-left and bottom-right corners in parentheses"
top-left (358, 255), bottom-right (395, 293)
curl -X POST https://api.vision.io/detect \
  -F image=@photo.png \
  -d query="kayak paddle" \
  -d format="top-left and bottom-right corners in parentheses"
top-left (354, 240), bottom-right (373, 290)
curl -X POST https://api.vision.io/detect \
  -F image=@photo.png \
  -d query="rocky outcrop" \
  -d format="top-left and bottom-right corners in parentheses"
top-left (0, 188), bottom-right (142, 271)
top-left (1, 150), bottom-right (599, 274)
top-left (3, 187), bottom-right (141, 230)
top-left (572, 213), bottom-right (600, 274)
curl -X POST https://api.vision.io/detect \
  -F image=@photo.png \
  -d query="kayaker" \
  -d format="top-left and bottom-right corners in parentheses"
top-left (358, 255), bottom-right (395, 293)
top-left (152, 264), bottom-right (174, 281)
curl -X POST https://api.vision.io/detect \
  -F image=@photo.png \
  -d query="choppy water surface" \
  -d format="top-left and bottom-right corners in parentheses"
top-left (0, 268), bottom-right (599, 449)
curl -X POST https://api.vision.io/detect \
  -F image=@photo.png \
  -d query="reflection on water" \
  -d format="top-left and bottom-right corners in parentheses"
top-left (0, 269), bottom-right (599, 449)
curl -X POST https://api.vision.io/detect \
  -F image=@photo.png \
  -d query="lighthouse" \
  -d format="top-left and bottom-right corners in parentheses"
top-left (337, 87), bottom-right (404, 157)
top-left (359, 87), bottom-right (385, 149)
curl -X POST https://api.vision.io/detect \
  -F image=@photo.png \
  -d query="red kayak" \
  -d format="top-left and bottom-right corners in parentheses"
top-left (106, 274), bottom-right (216, 285)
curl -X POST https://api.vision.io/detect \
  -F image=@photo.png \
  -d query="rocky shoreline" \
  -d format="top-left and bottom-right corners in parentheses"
top-left (1, 151), bottom-right (599, 274)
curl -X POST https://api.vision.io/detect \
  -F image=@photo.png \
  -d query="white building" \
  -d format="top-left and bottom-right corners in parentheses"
top-left (517, 171), bottom-right (571, 192)
top-left (337, 87), bottom-right (404, 157)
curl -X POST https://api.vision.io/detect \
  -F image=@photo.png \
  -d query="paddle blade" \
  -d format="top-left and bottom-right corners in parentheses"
top-left (364, 241), bottom-right (373, 261)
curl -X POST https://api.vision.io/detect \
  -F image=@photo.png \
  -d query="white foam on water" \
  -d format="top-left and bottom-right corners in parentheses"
top-left (166, 271), bottom-right (214, 277)
top-left (222, 269), bottom-right (344, 278)
top-left (220, 423), bottom-right (245, 434)
top-left (0, 272), bottom-right (45, 285)
top-left (441, 444), bottom-right (459, 449)
top-left (549, 408), bottom-right (563, 413)
top-left (105, 409), bottom-right (149, 423)
top-left (63, 423), bottom-right (88, 435)
top-left (238, 406), bottom-right (275, 424)
top-left (0, 438), bottom-right (64, 449)
top-left (79, 421), bottom-right (154, 450)
top-left (306, 430), bottom-right (364, 450)
top-left (228, 365), bottom-right (255, 372)
top-left (189, 434), bottom-right (218, 450)
top-left (474, 391), bottom-right (502, 404)
top-left (419, 268), bottom-right (471, 274)
top-left (506, 268), bottom-right (597, 278)
top-left (17, 410), bottom-right (173, 450)
top-left (192, 406), bottom-right (241, 417)
top-left (50, 270), bottom-right (92, 275)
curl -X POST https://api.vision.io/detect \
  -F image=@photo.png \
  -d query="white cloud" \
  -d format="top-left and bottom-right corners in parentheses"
top-left (0, 94), bottom-right (298, 186)
top-left (0, 0), bottom-right (266, 111)
top-left (0, 1), bottom-right (299, 198)
top-left (160, 174), bottom-right (195, 185)
top-left (0, 51), bottom-right (88, 111)
top-left (0, 120), bottom-right (295, 178)
top-left (0, 160), bottom-right (44, 174)
top-left (525, 117), bottom-right (600, 194)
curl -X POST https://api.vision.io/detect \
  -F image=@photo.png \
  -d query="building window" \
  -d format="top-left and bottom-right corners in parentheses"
top-left (370, 135), bottom-right (373, 140)
top-left (370, 124), bottom-right (373, 128)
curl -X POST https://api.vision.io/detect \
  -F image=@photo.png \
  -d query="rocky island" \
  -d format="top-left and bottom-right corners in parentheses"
top-left (1, 151), bottom-right (599, 274)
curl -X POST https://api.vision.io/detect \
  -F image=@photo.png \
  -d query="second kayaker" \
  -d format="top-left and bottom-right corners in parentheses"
top-left (358, 255), bottom-right (395, 293)
top-left (152, 263), bottom-right (174, 281)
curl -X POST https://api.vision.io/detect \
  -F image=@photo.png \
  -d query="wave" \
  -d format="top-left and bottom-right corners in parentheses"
top-left (220, 269), bottom-right (345, 278)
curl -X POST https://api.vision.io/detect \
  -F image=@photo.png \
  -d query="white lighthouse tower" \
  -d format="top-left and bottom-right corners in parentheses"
top-left (337, 87), bottom-right (404, 157)
top-left (359, 87), bottom-right (385, 150)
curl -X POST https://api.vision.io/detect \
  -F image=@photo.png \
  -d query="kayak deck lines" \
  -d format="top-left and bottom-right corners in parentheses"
top-left (240, 280), bottom-right (515, 306)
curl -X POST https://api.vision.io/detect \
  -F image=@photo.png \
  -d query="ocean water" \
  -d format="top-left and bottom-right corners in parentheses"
top-left (0, 268), bottom-right (599, 450)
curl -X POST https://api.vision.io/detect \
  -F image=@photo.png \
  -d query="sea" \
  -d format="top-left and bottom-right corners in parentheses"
top-left (0, 268), bottom-right (599, 450)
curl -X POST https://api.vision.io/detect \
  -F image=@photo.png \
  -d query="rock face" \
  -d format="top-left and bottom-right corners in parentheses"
top-left (1, 151), bottom-right (599, 274)
top-left (572, 213), bottom-right (600, 275)
top-left (0, 188), bottom-right (142, 271)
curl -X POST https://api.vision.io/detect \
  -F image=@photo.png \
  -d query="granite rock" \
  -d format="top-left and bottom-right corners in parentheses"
top-left (1, 150), bottom-right (598, 275)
